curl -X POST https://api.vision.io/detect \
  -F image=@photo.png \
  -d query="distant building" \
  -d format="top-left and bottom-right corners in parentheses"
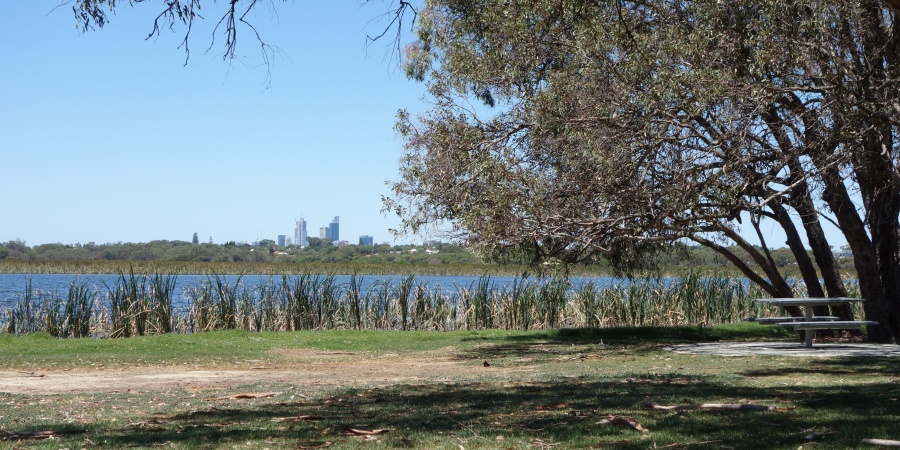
top-left (294, 217), bottom-right (308, 247)
top-left (277, 235), bottom-right (286, 247)
top-left (359, 235), bottom-right (374, 246)
top-left (285, 237), bottom-right (293, 246)
top-left (329, 216), bottom-right (340, 242)
top-left (320, 226), bottom-right (329, 240)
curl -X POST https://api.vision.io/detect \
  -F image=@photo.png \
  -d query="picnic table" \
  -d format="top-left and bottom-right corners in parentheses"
top-left (751, 297), bottom-right (878, 348)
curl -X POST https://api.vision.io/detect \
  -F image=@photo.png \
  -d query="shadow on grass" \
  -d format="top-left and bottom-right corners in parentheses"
top-left (457, 324), bottom-right (798, 361)
top-left (14, 373), bottom-right (898, 449)
top-left (476, 324), bottom-right (795, 345)
top-left (740, 357), bottom-right (900, 377)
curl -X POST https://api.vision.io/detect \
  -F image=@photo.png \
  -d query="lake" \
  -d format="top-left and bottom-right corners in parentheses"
top-left (0, 273), bottom-right (625, 309)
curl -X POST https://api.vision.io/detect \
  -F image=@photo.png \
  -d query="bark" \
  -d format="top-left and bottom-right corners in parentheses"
top-left (785, 173), bottom-right (854, 320)
top-left (820, 153), bottom-right (896, 341)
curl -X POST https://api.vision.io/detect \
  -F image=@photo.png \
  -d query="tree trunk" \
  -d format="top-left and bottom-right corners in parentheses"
top-left (820, 164), bottom-right (896, 342)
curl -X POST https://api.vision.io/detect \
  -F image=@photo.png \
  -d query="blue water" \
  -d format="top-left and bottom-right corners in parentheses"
top-left (0, 273), bottom-right (625, 309)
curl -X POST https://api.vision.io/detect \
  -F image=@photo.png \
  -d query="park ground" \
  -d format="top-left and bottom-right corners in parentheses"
top-left (0, 326), bottom-right (898, 449)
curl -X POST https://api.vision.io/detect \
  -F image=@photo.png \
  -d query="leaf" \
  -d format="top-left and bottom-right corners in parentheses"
top-left (597, 414), bottom-right (649, 433)
top-left (340, 428), bottom-right (390, 436)
top-left (207, 392), bottom-right (281, 400)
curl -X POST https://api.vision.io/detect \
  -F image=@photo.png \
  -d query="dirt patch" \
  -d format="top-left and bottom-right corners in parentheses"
top-left (0, 349), bottom-right (519, 395)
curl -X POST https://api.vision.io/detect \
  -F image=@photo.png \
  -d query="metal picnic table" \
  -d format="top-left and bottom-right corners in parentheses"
top-left (752, 297), bottom-right (877, 348)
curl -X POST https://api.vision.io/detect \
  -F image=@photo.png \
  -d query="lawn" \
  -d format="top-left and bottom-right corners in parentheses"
top-left (0, 325), bottom-right (897, 449)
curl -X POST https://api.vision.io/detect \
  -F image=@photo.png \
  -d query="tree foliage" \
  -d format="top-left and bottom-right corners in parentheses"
top-left (388, 0), bottom-right (900, 342)
top-left (67, 0), bottom-right (418, 68)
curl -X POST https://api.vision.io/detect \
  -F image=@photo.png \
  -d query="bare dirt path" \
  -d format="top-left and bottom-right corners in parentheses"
top-left (0, 349), bottom-right (517, 395)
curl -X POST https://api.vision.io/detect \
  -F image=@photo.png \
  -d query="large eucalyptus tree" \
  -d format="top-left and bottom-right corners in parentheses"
top-left (67, 0), bottom-right (900, 342)
top-left (387, 0), bottom-right (900, 343)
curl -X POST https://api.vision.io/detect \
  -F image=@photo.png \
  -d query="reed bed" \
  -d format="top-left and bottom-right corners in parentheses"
top-left (1, 271), bottom-right (786, 338)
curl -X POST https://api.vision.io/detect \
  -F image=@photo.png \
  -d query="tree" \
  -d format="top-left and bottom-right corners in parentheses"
top-left (387, 0), bottom-right (900, 342)
top-left (306, 237), bottom-right (329, 249)
top-left (68, 0), bottom-right (417, 69)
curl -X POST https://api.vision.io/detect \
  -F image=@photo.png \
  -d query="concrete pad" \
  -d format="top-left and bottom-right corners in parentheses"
top-left (666, 341), bottom-right (900, 357)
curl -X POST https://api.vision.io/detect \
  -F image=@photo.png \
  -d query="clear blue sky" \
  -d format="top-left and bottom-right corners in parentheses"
top-left (2, 2), bottom-right (425, 246)
top-left (1, 2), bottom-right (848, 251)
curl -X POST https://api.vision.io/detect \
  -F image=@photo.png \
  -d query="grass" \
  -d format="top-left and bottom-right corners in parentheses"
top-left (2, 325), bottom-right (897, 449)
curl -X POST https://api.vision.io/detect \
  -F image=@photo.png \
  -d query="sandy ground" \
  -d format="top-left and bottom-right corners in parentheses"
top-left (0, 350), bottom-right (515, 395)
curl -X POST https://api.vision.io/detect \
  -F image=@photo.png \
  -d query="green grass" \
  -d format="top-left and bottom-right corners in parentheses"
top-left (0, 324), bottom-right (793, 369)
top-left (1, 326), bottom-right (897, 449)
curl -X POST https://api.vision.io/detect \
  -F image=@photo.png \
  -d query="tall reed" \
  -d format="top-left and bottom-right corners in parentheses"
top-left (3, 271), bottom-right (792, 337)
top-left (149, 272), bottom-right (178, 334)
top-left (60, 281), bottom-right (96, 338)
top-left (104, 268), bottom-right (148, 338)
top-left (6, 279), bottom-right (39, 335)
top-left (395, 275), bottom-right (415, 330)
top-left (347, 273), bottom-right (364, 330)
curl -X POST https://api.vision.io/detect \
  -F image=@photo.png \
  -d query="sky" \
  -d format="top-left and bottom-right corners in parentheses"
top-left (2, 1), bottom-right (425, 246)
top-left (0, 2), bottom-right (848, 251)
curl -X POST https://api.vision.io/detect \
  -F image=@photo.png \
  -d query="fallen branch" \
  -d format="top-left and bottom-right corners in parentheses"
top-left (862, 439), bottom-right (900, 446)
top-left (644, 402), bottom-right (789, 411)
top-left (272, 415), bottom-right (325, 423)
top-left (2, 430), bottom-right (66, 440)
top-left (657, 440), bottom-right (723, 448)
top-left (207, 392), bottom-right (281, 400)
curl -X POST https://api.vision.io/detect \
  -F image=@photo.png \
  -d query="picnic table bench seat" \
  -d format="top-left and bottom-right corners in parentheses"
top-left (776, 320), bottom-right (878, 331)
top-left (745, 316), bottom-right (839, 324)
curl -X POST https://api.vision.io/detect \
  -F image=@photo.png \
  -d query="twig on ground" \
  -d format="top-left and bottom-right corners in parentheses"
top-left (862, 438), bottom-right (900, 446)
top-left (644, 402), bottom-right (790, 411)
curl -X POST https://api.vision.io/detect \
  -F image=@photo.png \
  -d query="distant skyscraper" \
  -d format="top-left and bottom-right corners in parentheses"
top-left (294, 217), bottom-right (308, 247)
top-left (277, 235), bottom-right (286, 247)
top-left (329, 216), bottom-right (340, 243)
top-left (359, 235), bottom-right (374, 246)
top-left (320, 226), bottom-right (329, 240)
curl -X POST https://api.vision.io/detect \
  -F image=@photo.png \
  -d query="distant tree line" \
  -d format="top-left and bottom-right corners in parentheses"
top-left (0, 239), bottom-right (479, 266)
top-left (0, 239), bottom-right (852, 273)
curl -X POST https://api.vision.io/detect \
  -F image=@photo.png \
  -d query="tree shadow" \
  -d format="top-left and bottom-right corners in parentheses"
top-left (739, 356), bottom-right (900, 377)
top-left (11, 372), bottom-right (897, 449)
top-left (456, 325), bottom-right (795, 361)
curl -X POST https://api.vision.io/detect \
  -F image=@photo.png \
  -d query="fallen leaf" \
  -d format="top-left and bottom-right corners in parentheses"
top-left (597, 414), bottom-right (649, 433)
top-left (340, 428), bottom-right (390, 436)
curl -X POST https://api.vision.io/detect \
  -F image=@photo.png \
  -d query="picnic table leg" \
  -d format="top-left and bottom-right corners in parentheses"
top-left (804, 306), bottom-right (814, 348)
